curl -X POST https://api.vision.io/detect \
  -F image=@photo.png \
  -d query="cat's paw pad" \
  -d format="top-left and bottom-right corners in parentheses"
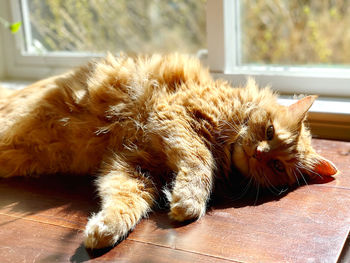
top-left (84, 212), bottom-right (118, 249)
top-left (168, 197), bottom-right (206, 222)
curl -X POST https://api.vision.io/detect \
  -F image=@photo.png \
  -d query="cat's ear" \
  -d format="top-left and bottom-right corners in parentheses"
top-left (304, 154), bottom-right (338, 181)
top-left (288, 95), bottom-right (317, 123)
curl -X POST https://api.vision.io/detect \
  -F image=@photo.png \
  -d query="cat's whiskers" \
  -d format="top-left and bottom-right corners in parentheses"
top-left (220, 119), bottom-right (241, 134)
top-left (253, 179), bottom-right (260, 206)
top-left (216, 134), bottom-right (229, 142)
top-left (216, 135), bottom-right (234, 148)
top-left (235, 115), bottom-right (246, 130)
top-left (292, 169), bottom-right (301, 187)
top-left (295, 167), bottom-right (310, 191)
top-left (217, 120), bottom-right (243, 147)
top-left (262, 173), bottom-right (287, 196)
top-left (218, 128), bottom-right (239, 140)
top-left (229, 175), bottom-right (254, 201)
top-left (248, 167), bottom-right (263, 205)
top-left (296, 163), bottom-right (323, 179)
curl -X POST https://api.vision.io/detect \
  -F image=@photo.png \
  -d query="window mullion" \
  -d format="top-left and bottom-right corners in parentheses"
top-left (19, 0), bottom-right (33, 53)
top-left (206, 0), bottom-right (225, 73)
top-left (207, 0), bottom-right (240, 73)
top-left (223, 0), bottom-right (240, 73)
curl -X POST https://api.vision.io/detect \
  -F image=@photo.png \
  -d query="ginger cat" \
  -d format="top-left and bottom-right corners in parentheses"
top-left (0, 54), bottom-right (337, 248)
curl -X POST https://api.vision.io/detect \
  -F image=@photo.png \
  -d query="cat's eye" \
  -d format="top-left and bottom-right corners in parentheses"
top-left (273, 159), bottom-right (285, 173)
top-left (266, 125), bottom-right (274, 140)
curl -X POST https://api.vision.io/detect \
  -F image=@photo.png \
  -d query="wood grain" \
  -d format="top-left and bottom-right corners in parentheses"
top-left (129, 186), bottom-right (350, 263)
top-left (0, 214), bottom-right (237, 263)
top-left (0, 138), bottom-right (349, 262)
top-left (0, 175), bottom-right (97, 229)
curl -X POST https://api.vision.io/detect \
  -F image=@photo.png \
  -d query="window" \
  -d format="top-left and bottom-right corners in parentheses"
top-left (23, 0), bottom-right (206, 55)
top-left (1, 0), bottom-right (349, 96)
top-left (0, 0), bottom-right (206, 78)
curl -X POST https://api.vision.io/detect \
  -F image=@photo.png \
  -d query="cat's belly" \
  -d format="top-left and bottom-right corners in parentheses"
top-left (0, 81), bottom-right (111, 177)
top-left (0, 116), bottom-right (110, 177)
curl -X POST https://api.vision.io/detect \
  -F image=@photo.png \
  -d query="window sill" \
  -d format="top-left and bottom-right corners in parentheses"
top-left (1, 79), bottom-right (349, 141)
top-left (0, 79), bottom-right (30, 90)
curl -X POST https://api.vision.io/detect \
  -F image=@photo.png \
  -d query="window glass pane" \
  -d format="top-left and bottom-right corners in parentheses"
top-left (24, 0), bottom-right (206, 54)
top-left (241, 0), bottom-right (350, 66)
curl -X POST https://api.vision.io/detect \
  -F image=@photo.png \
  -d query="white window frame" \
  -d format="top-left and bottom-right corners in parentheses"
top-left (1, 0), bottom-right (350, 140)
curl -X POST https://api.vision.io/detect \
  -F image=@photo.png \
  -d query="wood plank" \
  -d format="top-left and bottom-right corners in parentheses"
top-left (129, 186), bottom-right (350, 263)
top-left (0, 214), bottom-right (234, 263)
top-left (0, 175), bottom-right (98, 229)
top-left (87, 240), bottom-right (238, 263)
top-left (0, 214), bottom-right (83, 263)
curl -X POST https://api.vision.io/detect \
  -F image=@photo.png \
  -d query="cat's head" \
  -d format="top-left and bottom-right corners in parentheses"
top-left (232, 84), bottom-right (338, 188)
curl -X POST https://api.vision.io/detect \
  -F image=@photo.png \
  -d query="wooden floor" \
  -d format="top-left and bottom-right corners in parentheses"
top-left (0, 138), bottom-right (349, 263)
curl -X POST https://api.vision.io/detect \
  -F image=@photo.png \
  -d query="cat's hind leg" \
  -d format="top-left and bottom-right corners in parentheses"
top-left (84, 159), bottom-right (156, 249)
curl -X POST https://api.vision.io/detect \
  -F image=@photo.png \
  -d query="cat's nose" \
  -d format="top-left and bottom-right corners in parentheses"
top-left (253, 146), bottom-right (263, 161)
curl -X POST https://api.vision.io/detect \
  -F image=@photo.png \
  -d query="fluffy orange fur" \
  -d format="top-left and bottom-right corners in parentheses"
top-left (0, 53), bottom-right (337, 248)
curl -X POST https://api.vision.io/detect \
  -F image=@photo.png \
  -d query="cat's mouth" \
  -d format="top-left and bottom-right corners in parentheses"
top-left (242, 146), bottom-right (262, 177)
top-left (233, 144), bottom-right (261, 179)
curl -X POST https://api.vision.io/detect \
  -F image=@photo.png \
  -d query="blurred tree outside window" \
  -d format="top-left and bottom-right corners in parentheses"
top-left (241, 0), bottom-right (350, 66)
top-left (25, 0), bottom-right (207, 54)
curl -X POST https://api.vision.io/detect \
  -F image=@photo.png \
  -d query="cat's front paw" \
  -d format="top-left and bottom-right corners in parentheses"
top-left (168, 193), bottom-right (206, 222)
top-left (84, 212), bottom-right (121, 249)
